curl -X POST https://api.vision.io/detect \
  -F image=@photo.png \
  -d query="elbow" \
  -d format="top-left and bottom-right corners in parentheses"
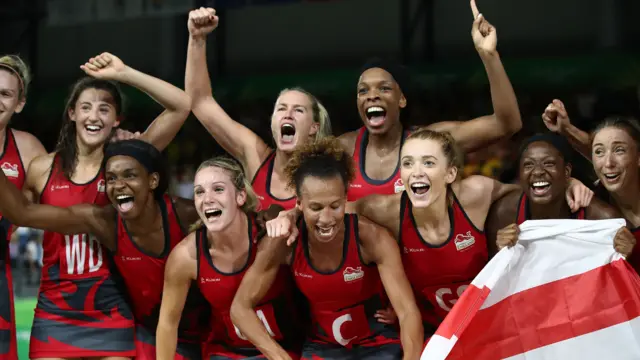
top-left (230, 299), bottom-right (249, 326)
top-left (493, 112), bottom-right (522, 138)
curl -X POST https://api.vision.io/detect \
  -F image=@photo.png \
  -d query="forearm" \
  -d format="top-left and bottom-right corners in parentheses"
top-left (230, 303), bottom-right (292, 360)
top-left (562, 123), bottom-right (592, 160)
top-left (480, 51), bottom-right (521, 136)
top-left (185, 35), bottom-right (213, 102)
top-left (398, 311), bottom-right (424, 360)
top-left (155, 321), bottom-right (179, 360)
top-left (0, 171), bottom-right (33, 224)
top-left (117, 66), bottom-right (190, 113)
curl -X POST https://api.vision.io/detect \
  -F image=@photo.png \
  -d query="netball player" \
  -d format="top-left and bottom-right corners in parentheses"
top-left (23, 53), bottom-right (192, 360)
top-left (0, 139), bottom-right (213, 359)
top-left (266, 129), bottom-right (594, 338)
top-left (487, 133), bottom-right (634, 257)
top-left (542, 104), bottom-right (640, 269)
top-left (186, 7), bottom-right (331, 210)
top-left (0, 54), bottom-right (47, 360)
top-left (157, 157), bottom-right (304, 360)
top-left (343, 0), bottom-right (521, 201)
top-left (231, 137), bottom-right (423, 360)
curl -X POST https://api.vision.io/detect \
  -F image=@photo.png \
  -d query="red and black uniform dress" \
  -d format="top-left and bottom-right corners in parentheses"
top-left (292, 214), bottom-right (401, 360)
top-left (0, 129), bottom-right (26, 360)
top-left (398, 192), bottom-right (488, 339)
top-left (197, 213), bottom-right (303, 360)
top-left (30, 154), bottom-right (135, 359)
top-left (251, 152), bottom-right (296, 210)
top-left (113, 194), bottom-right (210, 360)
top-left (346, 127), bottom-right (409, 201)
top-left (515, 193), bottom-right (586, 225)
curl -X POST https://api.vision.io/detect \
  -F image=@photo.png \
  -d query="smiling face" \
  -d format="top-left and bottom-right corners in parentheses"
top-left (356, 67), bottom-right (406, 135)
top-left (270, 90), bottom-right (319, 152)
top-left (105, 155), bottom-right (158, 220)
top-left (0, 69), bottom-right (25, 128)
top-left (592, 126), bottom-right (640, 194)
top-left (68, 88), bottom-right (121, 149)
top-left (297, 175), bottom-right (347, 244)
top-left (400, 138), bottom-right (458, 208)
top-left (519, 141), bottom-right (571, 205)
top-left (193, 166), bottom-right (247, 233)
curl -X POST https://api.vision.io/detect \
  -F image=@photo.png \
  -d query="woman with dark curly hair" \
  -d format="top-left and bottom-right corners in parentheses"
top-left (230, 137), bottom-right (423, 360)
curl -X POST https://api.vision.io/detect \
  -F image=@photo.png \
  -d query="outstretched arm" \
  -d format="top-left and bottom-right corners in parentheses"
top-left (230, 236), bottom-right (292, 360)
top-left (0, 162), bottom-right (111, 241)
top-left (157, 237), bottom-right (197, 360)
top-left (80, 52), bottom-right (190, 151)
top-left (185, 8), bottom-right (270, 174)
top-left (359, 218), bottom-right (423, 360)
top-left (428, 0), bottom-right (521, 152)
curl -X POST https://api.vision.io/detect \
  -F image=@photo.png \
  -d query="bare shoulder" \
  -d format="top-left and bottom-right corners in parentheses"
top-left (586, 196), bottom-right (623, 220)
top-left (169, 232), bottom-right (198, 266)
top-left (455, 175), bottom-right (493, 205)
top-left (338, 130), bottom-right (359, 155)
top-left (13, 130), bottom-right (47, 165)
top-left (27, 152), bottom-right (55, 176)
top-left (357, 215), bottom-right (393, 244)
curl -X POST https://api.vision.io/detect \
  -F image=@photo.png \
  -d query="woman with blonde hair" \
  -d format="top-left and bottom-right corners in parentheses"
top-left (157, 156), bottom-right (305, 360)
top-left (185, 7), bottom-right (331, 211)
top-left (0, 54), bottom-right (47, 360)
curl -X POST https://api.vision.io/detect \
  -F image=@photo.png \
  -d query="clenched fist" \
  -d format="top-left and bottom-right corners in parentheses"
top-left (188, 7), bottom-right (218, 37)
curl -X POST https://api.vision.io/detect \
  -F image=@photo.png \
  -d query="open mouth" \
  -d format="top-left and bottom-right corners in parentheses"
top-left (204, 208), bottom-right (222, 221)
top-left (116, 194), bottom-right (135, 212)
top-left (366, 106), bottom-right (387, 127)
top-left (410, 182), bottom-right (430, 196)
top-left (603, 173), bottom-right (621, 182)
top-left (530, 181), bottom-right (551, 196)
top-left (85, 124), bottom-right (103, 135)
top-left (316, 225), bottom-right (335, 239)
top-left (280, 123), bottom-right (296, 143)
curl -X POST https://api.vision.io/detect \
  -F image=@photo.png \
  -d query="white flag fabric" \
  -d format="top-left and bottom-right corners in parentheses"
top-left (421, 219), bottom-right (640, 360)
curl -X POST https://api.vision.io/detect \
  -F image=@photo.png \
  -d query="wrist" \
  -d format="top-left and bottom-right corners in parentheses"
top-left (478, 49), bottom-right (499, 62)
top-left (189, 34), bottom-right (207, 46)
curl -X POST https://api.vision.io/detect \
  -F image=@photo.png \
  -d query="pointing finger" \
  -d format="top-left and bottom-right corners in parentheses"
top-left (470, 0), bottom-right (480, 19)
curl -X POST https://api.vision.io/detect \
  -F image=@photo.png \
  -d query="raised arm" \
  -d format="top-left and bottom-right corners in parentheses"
top-left (80, 52), bottom-right (190, 151)
top-left (358, 218), bottom-right (423, 360)
top-left (156, 237), bottom-right (197, 360)
top-left (185, 8), bottom-right (270, 174)
top-left (230, 236), bottom-right (292, 360)
top-left (14, 130), bottom-right (47, 202)
top-left (427, 0), bottom-right (521, 153)
top-left (0, 161), bottom-right (110, 240)
top-left (542, 99), bottom-right (592, 160)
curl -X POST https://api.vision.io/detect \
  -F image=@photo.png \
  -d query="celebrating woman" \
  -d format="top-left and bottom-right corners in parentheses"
top-left (0, 54), bottom-right (47, 360)
top-left (186, 7), bottom-right (331, 210)
top-left (157, 157), bottom-right (304, 360)
top-left (231, 137), bottom-right (423, 360)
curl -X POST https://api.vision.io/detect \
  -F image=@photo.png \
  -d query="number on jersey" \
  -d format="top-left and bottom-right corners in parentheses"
top-left (64, 234), bottom-right (103, 275)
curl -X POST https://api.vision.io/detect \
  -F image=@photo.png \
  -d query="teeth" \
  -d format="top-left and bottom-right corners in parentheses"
top-left (281, 124), bottom-right (294, 130)
top-left (605, 174), bottom-right (619, 179)
top-left (412, 183), bottom-right (428, 188)
top-left (86, 125), bottom-right (101, 131)
top-left (367, 106), bottom-right (384, 114)
top-left (117, 195), bottom-right (133, 200)
top-left (532, 182), bottom-right (549, 187)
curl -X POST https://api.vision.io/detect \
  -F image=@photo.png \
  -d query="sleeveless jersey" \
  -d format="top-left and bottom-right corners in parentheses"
top-left (196, 213), bottom-right (301, 357)
top-left (113, 194), bottom-right (209, 344)
top-left (252, 151), bottom-right (296, 210)
top-left (0, 129), bottom-right (25, 360)
top-left (347, 127), bottom-right (408, 201)
top-left (515, 193), bottom-right (586, 225)
top-left (31, 155), bottom-right (135, 358)
top-left (399, 191), bottom-right (488, 333)
top-left (291, 214), bottom-right (399, 348)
